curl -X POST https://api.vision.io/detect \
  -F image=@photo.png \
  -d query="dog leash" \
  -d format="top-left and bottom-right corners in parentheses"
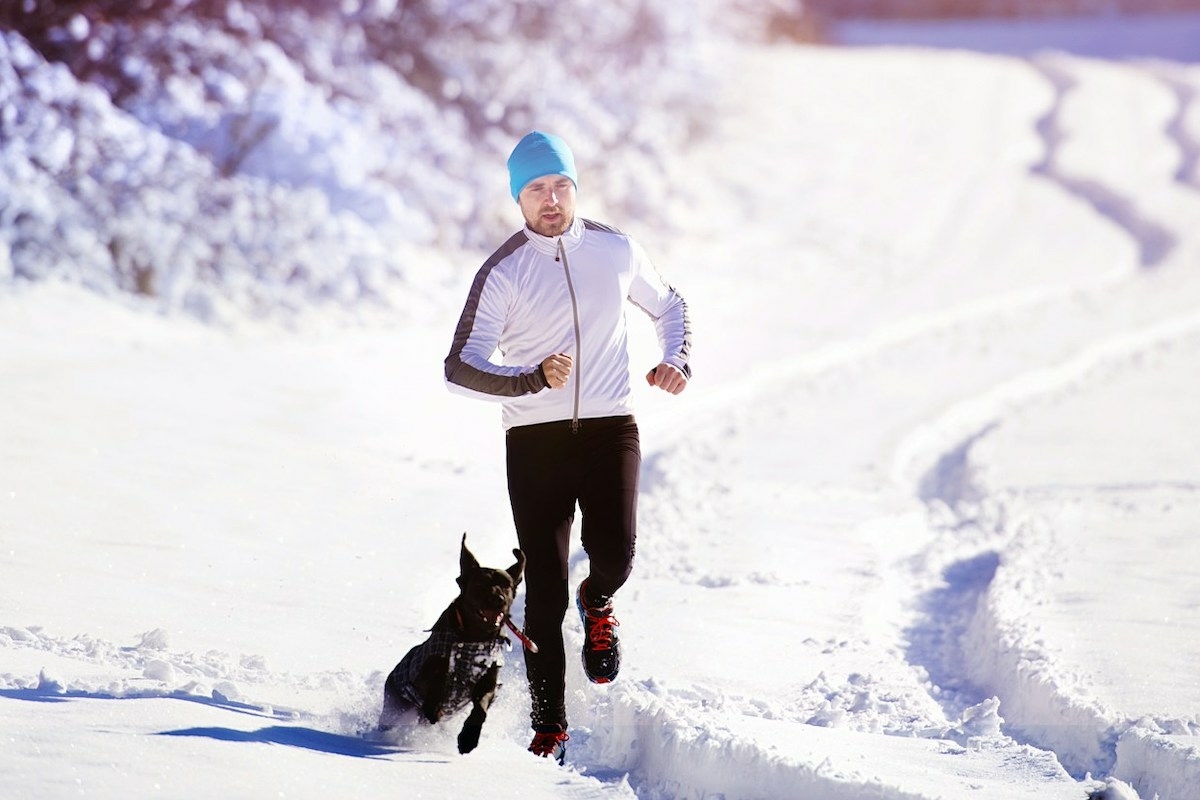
top-left (504, 616), bottom-right (539, 653)
top-left (450, 604), bottom-right (538, 653)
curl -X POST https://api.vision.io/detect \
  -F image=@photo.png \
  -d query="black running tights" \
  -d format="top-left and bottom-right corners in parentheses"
top-left (505, 414), bottom-right (640, 728)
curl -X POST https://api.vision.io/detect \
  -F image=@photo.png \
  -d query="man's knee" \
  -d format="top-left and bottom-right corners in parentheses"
top-left (525, 578), bottom-right (569, 627)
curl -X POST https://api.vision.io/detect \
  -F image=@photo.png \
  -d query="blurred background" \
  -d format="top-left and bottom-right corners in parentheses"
top-left (2, 0), bottom-right (1197, 319)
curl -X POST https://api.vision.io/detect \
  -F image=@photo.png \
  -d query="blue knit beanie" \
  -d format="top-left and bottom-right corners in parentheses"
top-left (507, 131), bottom-right (577, 201)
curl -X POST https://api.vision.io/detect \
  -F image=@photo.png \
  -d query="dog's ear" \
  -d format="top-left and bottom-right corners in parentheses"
top-left (459, 533), bottom-right (480, 580)
top-left (507, 548), bottom-right (526, 587)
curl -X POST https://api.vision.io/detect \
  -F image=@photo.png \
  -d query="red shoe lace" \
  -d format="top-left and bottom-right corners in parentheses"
top-left (584, 609), bottom-right (620, 650)
top-left (530, 729), bottom-right (569, 757)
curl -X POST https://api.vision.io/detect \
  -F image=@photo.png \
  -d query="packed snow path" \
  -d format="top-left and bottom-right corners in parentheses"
top-left (4, 33), bottom-right (1200, 800)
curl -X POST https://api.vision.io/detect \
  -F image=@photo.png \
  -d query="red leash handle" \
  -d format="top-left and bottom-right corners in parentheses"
top-left (504, 616), bottom-right (539, 653)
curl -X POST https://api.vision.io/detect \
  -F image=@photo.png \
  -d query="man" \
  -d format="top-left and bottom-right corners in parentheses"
top-left (444, 130), bottom-right (692, 763)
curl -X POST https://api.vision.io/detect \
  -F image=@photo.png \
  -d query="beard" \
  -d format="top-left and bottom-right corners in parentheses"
top-left (525, 206), bottom-right (574, 237)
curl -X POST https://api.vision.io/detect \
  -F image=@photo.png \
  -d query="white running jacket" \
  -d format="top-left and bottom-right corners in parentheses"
top-left (445, 217), bottom-right (692, 430)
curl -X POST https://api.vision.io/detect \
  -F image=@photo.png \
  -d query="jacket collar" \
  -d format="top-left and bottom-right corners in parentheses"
top-left (523, 216), bottom-right (584, 257)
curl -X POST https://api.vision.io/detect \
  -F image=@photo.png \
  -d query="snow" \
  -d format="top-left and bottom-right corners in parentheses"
top-left (4, 9), bottom-right (1200, 800)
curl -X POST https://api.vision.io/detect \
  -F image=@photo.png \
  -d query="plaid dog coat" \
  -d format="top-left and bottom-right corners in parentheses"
top-left (389, 630), bottom-right (509, 719)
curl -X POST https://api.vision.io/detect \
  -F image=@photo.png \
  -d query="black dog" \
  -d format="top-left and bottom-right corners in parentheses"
top-left (380, 534), bottom-right (525, 754)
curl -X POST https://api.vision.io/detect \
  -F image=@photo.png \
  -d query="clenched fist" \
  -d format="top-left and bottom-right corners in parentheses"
top-left (541, 353), bottom-right (573, 389)
top-left (646, 363), bottom-right (687, 395)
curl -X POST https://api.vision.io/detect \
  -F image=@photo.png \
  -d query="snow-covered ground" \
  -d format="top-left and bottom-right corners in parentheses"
top-left (4, 12), bottom-right (1200, 800)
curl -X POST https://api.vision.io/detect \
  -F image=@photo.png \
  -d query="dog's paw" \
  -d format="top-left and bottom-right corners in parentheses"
top-left (457, 723), bottom-right (482, 754)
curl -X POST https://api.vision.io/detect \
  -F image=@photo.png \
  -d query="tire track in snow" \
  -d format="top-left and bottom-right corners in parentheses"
top-left (962, 489), bottom-right (1200, 792)
top-left (623, 229), bottom-right (1185, 798)
top-left (1151, 63), bottom-right (1200, 192)
top-left (961, 502), bottom-right (1129, 779)
top-left (891, 308), bottom-right (1200, 495)
top-left (604, 300), bottom-right (1149, 797)
top-left (1029, 56), bottom-right (1178, 269)
top-left (892, 308), bottom-right (1200, 781)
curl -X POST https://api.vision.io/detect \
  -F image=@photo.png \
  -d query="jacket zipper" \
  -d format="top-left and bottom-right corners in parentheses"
top-left (558, 239), bottom-right (582, 432)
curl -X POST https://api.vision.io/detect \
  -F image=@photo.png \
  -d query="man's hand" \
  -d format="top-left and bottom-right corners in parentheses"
top-left (645, 363), bottom-right (687, 395)
top-left (541, 353), bottom-right (573, 389)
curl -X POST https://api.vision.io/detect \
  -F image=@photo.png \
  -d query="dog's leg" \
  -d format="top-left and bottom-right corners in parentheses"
top-left (457, 663), bottom-right (501, 754)
top-left (414, 654), bottom-right (451, 724)
top-left (381, 661), bottom-right (425, 730)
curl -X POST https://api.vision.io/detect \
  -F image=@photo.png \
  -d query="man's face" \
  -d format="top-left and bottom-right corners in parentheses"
top-left (518, 175), bottom-right (576, 237)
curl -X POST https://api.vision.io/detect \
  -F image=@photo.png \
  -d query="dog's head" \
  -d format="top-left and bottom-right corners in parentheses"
top-left (455, 534), bottom-right (525, 640)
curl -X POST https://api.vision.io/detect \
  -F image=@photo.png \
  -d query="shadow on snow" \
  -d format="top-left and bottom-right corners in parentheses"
top-left (0, 686), bottom-right (401, 759)
top-left (158, 725), bottom-right (398, 758)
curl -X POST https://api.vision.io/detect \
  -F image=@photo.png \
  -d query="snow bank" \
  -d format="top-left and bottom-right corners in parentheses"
top-left (572, 681), bottom-right (925, 800)
top-left (1115, 728), bottom-right (1200, 800)
top-left (962, 506), bottom-right (1120, 776)
top-left (0, 31), bottom-right (403, 320)
top-left (1, 1), bottom-right (730, 319)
